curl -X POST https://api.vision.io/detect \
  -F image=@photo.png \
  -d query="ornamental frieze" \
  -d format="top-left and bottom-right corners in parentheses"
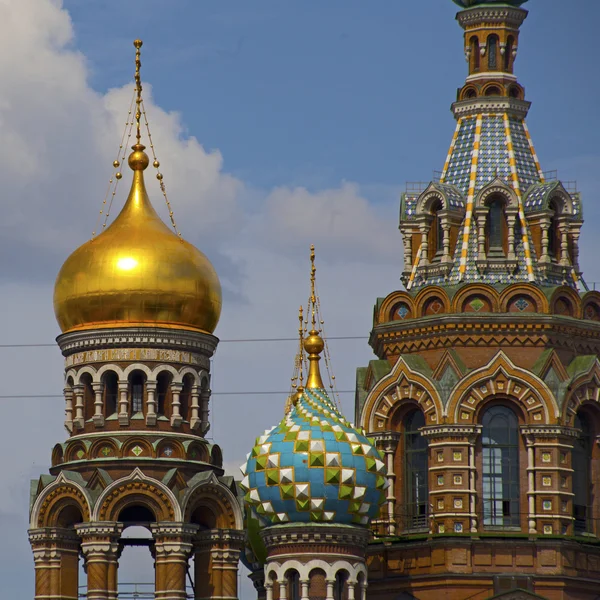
top-left (65, 347), bottom-right (205, 368)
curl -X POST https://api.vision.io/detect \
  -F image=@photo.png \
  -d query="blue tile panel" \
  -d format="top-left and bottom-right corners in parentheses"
top-left (444, 116), bottom-right (477, 193)
top-left (240, 388), bottom-right (387, 527)
top-left (508, 117), bottom-right (542, 193)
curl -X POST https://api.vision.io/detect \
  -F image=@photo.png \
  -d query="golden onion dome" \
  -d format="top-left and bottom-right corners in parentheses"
top-left (53, 143), bottom-right (222, 334)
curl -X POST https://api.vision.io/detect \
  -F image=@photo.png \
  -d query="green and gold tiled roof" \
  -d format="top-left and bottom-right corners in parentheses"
top-left (239, 386), bottom-right (387, 527)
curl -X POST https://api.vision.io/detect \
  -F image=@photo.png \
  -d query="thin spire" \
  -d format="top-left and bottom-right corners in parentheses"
top-left (297, 305), bottom-right (305, 392)
top-left (304, 245), bottom-right (325, 389)
top-left (134, 39), bottom-right (143, 145)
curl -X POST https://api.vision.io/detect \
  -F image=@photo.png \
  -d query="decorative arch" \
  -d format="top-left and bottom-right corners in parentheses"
top-left (547, 188), bottom-right (574, 216)
top-left (31, 473), bottom-right (92, 528)
top-left (378, 291), bottom-right (416, 324)
top-left (73, 365), bottom-right (97, 385)
top-left (156, 438), bottom-right (185, 460)
top-left (476, 180), bottom-right (518, 210)
top-left (65, 369), bottom-right (77, 386)
top-left (121, 438), bottom-right (153, 459)
top-left (210, 445), bottom-right (223, 468)
top-left (95, 363), bottom-right (125, 382)
top-left (499, 284), bottom-right (548, 314)
top-left (562, 360), bottom-right (600, 425)
top-left (414, 286), bottom-right (450, 318)
top-left (176, 366), bottom-right (202, 385)
top-left (151, 364), bottom-right (180, 382)
top-left (51, 444), bottom-right (64, 467)
top-left (460, 85), bottom-right (478, 100)
top-left (582, 291), bottom-right (600, 321)
top-left (360, 357), bottom-right (443, 431)
top-left (65, 441), bottom-right (88, 463)
top-left (182, 473), bottom-right (243, 530)
top-left (550, 286), bottom-right (582, 319)
top-left (447, 352), bottom-right (558, 425)
top-left (187, 441), bottom-right (209, 462)
top-left (416, 188), bottom-right (447, 215)
top-left (266, 559), bottom-right (365, 584)
top-left (451, 284), bottom-right (500, 314)
top-left (482, 82), bottom-right (504, 97)
top-left (122, 363), bottom-right (154, 380)
top-left (89, 438), bottom-right (119, 460)
top-left (93, 468), bottom-right (181, 522)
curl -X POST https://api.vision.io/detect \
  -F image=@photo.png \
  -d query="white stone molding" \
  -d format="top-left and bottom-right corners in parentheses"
top-left (451, 97), bottom-right (530, 119)
top-left (92, 382), bottom-right (105, 428)
top-left (170, 382), bottom-right (184, 427)
top-left (117, 380), bottom-right (129, 426)
top-left (73, 384), bottom-right (85, 430)
top-left (146, 379), bottom-right (157, 426)
top-left (64, 386), bottom-right (74, 433)
top-left (92, 468), bottom-right (183, 522)
top-left (456, 5), bottom-right (527, 29)
top-left (95, 363), bottom-right (125, 383)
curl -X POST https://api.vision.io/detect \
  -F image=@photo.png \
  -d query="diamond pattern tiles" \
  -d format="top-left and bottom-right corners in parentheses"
top-left (475, 115), bottom-right (512, 190)
top-left (240, 388), bottom-right (387, 527)
top-left (444, 116), bottom-right (477, 193)
top-left (509, 117), bottom-right (542, 192)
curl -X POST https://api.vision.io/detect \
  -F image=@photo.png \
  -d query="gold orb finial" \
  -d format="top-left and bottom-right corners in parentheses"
top-left (304, 245), bottom-right (325, 389)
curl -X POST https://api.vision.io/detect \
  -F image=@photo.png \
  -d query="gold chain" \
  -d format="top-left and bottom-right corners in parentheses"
top-left (140, 99), bottom-right (182, 238)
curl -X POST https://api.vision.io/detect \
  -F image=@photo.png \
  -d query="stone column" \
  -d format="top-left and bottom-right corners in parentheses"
top-left (29, 527), bottom-right (80, 600)
top-left (77, 522), bottom-right (123, 600)
top-left (73, 384), bottom-right (85, 430)
top-left (193, 529), bottom-right (244, 600)
top-left (525, 434), bottom-right (537, 533)
top-left (539, 217), bottom-right (551, 263)
top-left (372, 432), bottom-right (400, 535)
top-left (571, 226), bottom-right (582, 273)
top-left (117, 380), bottom-right (129, 426)
top-left (300, 579), bottom-right (310, 600)
top-left (146, 379), bottom-right (157, 426)
top-left (507, 214), bottom-right (516, 260)
top-left (477, 216), bottom-right (487, 261)
top-left (265, 582), bottom-right (274, 600)
top-left (419, 222), bottom-right (429, 266)
top-left (152, 523), bottom-right (198, 600)
top-left (92, 382), bottom-right (104, 428)
top-left (189, 384), bottom-right (201, 430)
top-left (279, 580), bottom-right (288, 600)
top-left (441, 220), bottom-right (451, 263)
top-left (325, 579), bottom-right (334, 600)
top-left (200, 388), bottom-right (211, 435)
top-left (558, 219), bottom-right (570, 266)
top-left (64, 387), bottom-right (74, 433)
top-left (170, 383), bottom-right (184, 428)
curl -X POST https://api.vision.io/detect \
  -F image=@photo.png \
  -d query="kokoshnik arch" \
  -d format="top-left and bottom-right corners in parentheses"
top-left (355, 1), bottom-right (600, 599)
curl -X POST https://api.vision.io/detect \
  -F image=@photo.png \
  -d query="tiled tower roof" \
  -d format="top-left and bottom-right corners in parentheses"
top-left (400, 2), bottom-right (584, 292)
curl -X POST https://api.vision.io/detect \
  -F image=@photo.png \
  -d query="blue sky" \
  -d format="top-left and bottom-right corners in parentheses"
top-left (0, 0), bottom-right (599, 597)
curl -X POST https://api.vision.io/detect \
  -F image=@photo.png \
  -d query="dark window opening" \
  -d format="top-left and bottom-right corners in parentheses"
top-left (288, 571), bottom-right (300, 600)
top-left (130, 372), bottom-right (145, 414)
top-left (488, 35), bottom-right (498, 69)
top-left (471, 37), bottom-right (480, 71)
top-left (156, 372), bottom-right (171, 416)
top-left (573, 413), bottom-right (592, 534)
top-left (429, 200), bottom-right (444, 261)
top-left (404, 410), bottom-right (429, 530)
top-left (103, 371), bottom-right (118, 416)
top-left (486, 198), bottom-right (507, 257)
top-left (504, 37), bottom-right (514, 71)
top-left (482, 405), bottom-right (521, 528)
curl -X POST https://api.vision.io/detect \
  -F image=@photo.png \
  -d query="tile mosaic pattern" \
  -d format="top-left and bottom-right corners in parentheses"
top-left (443, 116), bottom-right (478, 193)
top-left (240, 388), bottom-right (387, 526)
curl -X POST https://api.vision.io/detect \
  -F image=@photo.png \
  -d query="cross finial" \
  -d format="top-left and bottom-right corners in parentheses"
top-left (134, 40), bottom-right (143, 144)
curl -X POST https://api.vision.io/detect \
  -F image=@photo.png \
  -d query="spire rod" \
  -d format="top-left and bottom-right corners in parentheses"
top-left (297, 305), bottom-right (305, 391)
top-left (134, 39), bottom-right (143, 145)
top-left (304, 245), bottom-right (325, 389)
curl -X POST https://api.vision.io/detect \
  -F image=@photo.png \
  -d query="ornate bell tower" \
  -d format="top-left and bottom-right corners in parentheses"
top-left (28, 41), bottom-right (243, 600)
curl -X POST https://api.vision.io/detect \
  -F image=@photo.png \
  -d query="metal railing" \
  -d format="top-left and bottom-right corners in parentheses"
top-left (78, 583), bottom-right (194, 599)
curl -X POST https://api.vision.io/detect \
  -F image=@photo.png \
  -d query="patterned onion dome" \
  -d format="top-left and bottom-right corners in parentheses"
top-left (452, 0), bottom-right (528, 7)
top-left (239, 328), bottom-right (387, 527)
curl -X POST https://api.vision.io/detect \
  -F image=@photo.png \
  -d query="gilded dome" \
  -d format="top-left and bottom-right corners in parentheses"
top-left (54, 144), bottom-right (222, 334)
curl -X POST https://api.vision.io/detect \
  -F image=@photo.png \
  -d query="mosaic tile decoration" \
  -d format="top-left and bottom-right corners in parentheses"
top-left (240, 387), bottom-right (387, 527)
top-left (443, 116), bottom-right (478, 194)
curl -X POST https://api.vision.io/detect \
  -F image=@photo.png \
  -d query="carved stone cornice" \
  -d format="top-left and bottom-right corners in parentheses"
top-left (151, 523), bottom-right (199, 557)
top-left (57, 326), bottom-right (218, 360)
top-left (194, 528), bottom-right (245, 552)
top-left (520, 425), bottom-right (581, 440)
top-left (452, 97), bottom-right (531, 119)
top-left (28, 526), bottom-right (81, 560)
top-left (368, 431), bottom-right (401, 451)
top-left (421, 425), bottom-right (481, 440)
top-left (456, 6), bottom-right (528, 28)
top-left (261, 523), bottom-right (370, 554)
top-left (77, 522), bottom-right (123, 559)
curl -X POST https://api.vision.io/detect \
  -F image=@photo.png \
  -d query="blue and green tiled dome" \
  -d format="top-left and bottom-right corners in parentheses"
top-left (239, 329), bottom-right (387, 528)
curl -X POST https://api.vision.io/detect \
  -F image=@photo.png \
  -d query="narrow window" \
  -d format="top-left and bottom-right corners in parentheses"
top-left (404, 410), bottom-right (429, 530)
top-left (103, 371), bottom-right (118, 416)
top-left (130, 372), bottom-right (145, 414)
top-left (334, 572), bottom-right (347, 600)
top-left (471, 37), bottom-right (480, 71)
top-left (573, 414), bottom-right (592, 534)
top-left (288, 570), bottom-right (300, 600)
top-left (486, 198), bottom-right (506, 257)
top-left (548, 200), bottom-right (560, 261)
top-left (482, 405), bottom-right (521, 528)
top-left (488, 35), bottom-right (498, 70)
top-left (180, 374), bottom-right (194, 421)
top-left (504, 36), bottom-right (514, 71)
top-left (429, 200), bottom-right (444, 261)
top-left (156, 372), bottom-right (171, 416)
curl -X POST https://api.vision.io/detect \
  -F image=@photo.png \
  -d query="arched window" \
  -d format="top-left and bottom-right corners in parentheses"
top-left (334, 571), bottom-right (348, 600)
top-left (505, 36), bottom-right (514, 71)
top-left (429, 200), bottom-right (444, 261)
top-left (404, 410), bottom-right (429, 530)
top-left (156, 372), bottom-right (172, 416)
top-left (481, 405), bottom-right (521, 528)
top-left (486, 198), bottom-right (506, 257)
top-left (287, 570), bottom-right (300, 600)
top-left (81, 373), bottom-right (94, 422)
top-left (573, 413), bottom-right (592, 534)
top-left (548, 200), bottom-right (560, 261)
top-left (129, 371), bottom-right (145, 414)
top-left (488, 35), bottom-right (498, 69)
top-left (180, 374), bottom-right (194, 422)
top-left (471, 37), bottom-right (480, 71)
top-left (103, 371), bottom-right (118, 416)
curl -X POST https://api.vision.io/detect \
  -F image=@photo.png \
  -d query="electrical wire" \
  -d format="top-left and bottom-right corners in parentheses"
top-left (0, 390), bottom-right (356, 399)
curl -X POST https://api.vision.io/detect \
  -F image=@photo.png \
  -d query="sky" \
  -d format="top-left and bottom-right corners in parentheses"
top-left (0, 0), bottom-right (599, 597)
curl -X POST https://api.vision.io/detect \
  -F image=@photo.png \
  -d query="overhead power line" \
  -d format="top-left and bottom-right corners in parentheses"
top-left (1, 390), bottom-right (356, 400)
top-left (0, 336), bottom-right (367, 349)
